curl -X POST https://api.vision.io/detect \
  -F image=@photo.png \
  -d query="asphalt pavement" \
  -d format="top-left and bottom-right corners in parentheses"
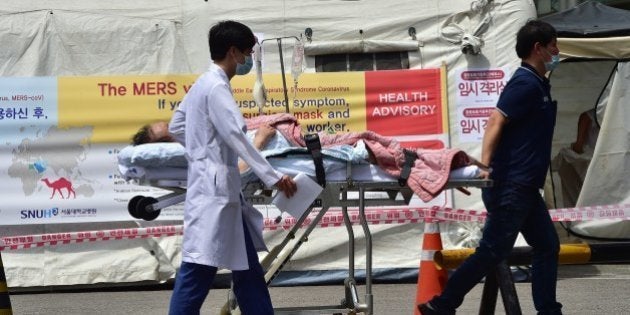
top-left (7, 264), bottom-right (630, 314)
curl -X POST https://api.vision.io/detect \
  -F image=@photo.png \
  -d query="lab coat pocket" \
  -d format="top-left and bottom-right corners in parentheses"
top-left (213, 166), bottom-right (241, 203)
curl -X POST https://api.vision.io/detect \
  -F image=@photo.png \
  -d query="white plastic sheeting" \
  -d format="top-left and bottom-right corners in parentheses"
top-left (0, 6), bottom-right (190, 76)
top-left (0, 0), bottom-right (536, 287)
top-left (547, 30), bottom-right (630, 240)
top-left (571, 62), bottom-right (630, 239)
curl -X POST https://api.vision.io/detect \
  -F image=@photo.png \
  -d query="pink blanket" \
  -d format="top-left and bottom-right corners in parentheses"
top-left (246, 114), bottom-right (471, 202)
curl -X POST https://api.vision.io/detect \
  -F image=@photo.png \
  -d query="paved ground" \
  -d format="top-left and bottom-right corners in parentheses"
top-left (7, 264), bottom-right (630, 314)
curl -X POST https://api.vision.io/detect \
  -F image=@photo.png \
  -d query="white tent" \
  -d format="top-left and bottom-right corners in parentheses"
top-left (541, 1), bottom-right (630, 240)
top-left (0, 0), bottom-right (536, 287)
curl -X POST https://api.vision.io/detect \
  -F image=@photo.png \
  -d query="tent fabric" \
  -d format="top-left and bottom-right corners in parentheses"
top-left (572, 61), bottom-right (630, 239)
top-left (0, 9), bottom-right (190, 76)
top-left (544, 2), bottom-right (630, 240)
top-left (540, 1), bottom-right (630, 38)
top-left (557, 36), bottom-right (630, 60)
top-left (1, 0), bottom-right (536, 288)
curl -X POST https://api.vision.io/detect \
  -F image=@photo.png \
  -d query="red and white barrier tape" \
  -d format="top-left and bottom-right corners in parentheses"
top-left (1, 204), bottom-right (628, 251)
top-left (0, 226), bottom-right (182, 251)
top-left (263, 206), bottom-right (487, 231)
top-left (549, 204), bottom-right (630, 222)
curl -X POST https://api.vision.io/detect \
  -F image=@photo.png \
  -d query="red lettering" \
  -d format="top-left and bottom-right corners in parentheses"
top-left (133, 81), bottom-right (178, 95)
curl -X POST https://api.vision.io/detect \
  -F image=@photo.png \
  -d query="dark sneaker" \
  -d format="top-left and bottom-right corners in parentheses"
top-left (418, 302), bottom-right (438, 315)
top-left (418, 302), bottom-right (455, 315)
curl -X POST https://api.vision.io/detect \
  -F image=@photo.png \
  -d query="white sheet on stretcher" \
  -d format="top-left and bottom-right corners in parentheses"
top-left (118, 159), bottom-right (480, 183)
top-left (117, 137), bottom-right (481, 183)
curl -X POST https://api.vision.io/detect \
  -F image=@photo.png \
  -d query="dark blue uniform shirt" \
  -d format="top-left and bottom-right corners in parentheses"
top-left (490, 62), bottom-right (557, 188)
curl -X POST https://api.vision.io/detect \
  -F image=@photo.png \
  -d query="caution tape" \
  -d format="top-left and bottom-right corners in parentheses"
top-left (263, 206), bottom-right (487, 231)
top-left (0, 226), bottom-right (181, 251)
top-left (549, 204), bottom-right (630, 222)
top-left (1, 204), bottom-right (629, 251)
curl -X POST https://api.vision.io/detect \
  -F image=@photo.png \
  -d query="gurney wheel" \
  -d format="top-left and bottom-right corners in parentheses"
top-left (128, 195), bottom-right (145, 219)
top-left (136, 197), bottom-right (160, 221)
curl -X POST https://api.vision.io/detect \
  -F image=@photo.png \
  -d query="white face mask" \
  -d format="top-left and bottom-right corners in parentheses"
top-left (544, 49), bottom-right (560, 72)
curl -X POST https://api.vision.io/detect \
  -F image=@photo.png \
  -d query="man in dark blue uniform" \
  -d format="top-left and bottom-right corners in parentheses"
top-left (419, 20), bottom-right (562, 315)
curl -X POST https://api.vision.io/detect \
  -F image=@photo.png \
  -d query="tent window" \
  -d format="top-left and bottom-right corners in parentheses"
top-left (315, 52), bottom-right (409, 72)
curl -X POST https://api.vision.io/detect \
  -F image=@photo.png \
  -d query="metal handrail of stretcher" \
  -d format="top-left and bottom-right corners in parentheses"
top-left (235, 178), bottom-right (492, 315)
top-left (130, 172), bottom-right (492, 315)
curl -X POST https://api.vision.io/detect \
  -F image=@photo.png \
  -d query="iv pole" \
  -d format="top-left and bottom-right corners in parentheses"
top-left (260, 36), bottom-right (300, 114)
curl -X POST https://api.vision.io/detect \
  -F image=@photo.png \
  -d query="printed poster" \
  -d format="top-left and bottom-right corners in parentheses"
top-left (0, 68), bottom-right (447, 225)
top-left (455, 67), bottom-right (510, 142)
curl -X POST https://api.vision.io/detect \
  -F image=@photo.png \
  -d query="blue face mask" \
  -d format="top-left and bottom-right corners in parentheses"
top-left (544, 50), bottom-right (560, 72)
top-left (236, 55), bottom-right (253, 75)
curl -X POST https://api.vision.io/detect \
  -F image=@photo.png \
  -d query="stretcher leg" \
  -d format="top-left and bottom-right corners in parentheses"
top-left (341, 190), bottom-right (355, 279)
top-left (271, 184), bottom-right (375, 314)
top-left (259, 203), bottom-right (315, 272)
top-left (357, 186), bottom-right (372, 315)
top-left (265, 203), bottom-right (332, 284)
top-left (223, 201), bottom-right (319, 314)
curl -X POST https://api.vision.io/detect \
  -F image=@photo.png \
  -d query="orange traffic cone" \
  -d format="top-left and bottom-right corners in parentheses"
top-left (414, 220), bottom-right (447, 315)
top-left (0, 253), bottom-right (12, 315)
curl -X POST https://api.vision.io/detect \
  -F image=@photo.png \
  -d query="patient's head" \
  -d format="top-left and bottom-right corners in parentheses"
top-left (132, 121), bottom-right (175, 145)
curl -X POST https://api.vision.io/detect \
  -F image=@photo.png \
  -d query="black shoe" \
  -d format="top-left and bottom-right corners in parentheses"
top-left (418, 302), bottom-right (438, 315)
top-left (418, 302), bottom-right (455, 315)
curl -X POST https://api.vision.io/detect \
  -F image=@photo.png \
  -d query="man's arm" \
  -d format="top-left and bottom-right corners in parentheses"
top-left (238, 124), bottom-right (276, 173)
top-left (168, 105), bottom-right (186, 145)
top-left (207, 84), bottom-right (296, 197)
top-left (479, 109), bottom-right (508, 179)
top-left (571, 111), bottom-right (591, 154)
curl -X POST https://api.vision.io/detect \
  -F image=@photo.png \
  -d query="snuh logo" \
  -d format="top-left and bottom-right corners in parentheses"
top-left (21, 207), bottom-right (59, 219)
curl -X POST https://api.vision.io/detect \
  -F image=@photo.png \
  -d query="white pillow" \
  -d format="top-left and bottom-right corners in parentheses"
top-left (117, 143), bottom-right (187, 167)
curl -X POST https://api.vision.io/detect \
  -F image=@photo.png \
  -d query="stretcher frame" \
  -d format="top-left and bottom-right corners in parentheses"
top-left (127, 170), bottom-right (492, 315)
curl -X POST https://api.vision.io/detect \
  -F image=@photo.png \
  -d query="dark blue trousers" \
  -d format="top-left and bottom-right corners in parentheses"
top-left (169, 219), bottom-right (273, 315)
top-left (430, 181), bottom-right (562, 315)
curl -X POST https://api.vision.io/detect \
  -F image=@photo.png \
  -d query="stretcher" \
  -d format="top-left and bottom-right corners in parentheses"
top-left (121, 154), bottom-right (490, 315)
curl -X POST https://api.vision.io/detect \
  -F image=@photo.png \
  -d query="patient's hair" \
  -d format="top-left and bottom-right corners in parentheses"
top-left (132, 124), bottom-right (151, 146)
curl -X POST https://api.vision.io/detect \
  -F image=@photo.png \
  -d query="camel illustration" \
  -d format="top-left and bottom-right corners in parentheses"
top-left (41, 177), bottom-right (76, 199)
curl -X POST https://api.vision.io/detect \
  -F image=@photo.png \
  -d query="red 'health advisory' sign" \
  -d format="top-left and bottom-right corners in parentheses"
top-left (365, 69), bottom-right (443, 136)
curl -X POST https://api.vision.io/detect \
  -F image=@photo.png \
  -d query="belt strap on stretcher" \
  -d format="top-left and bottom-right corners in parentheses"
top-left (399, 149), bottom-right (418, 186)
top-left (304, 133), bottom-right (326, 187)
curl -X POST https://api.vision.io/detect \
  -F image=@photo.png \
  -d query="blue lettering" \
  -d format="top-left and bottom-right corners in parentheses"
top-left (20, 208), bottom-right (59, 219)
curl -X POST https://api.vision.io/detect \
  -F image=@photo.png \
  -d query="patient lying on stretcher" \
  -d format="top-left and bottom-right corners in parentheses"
top-left (124, 114), bottom-right (486, 202)
top-left (132, 121), bottom-right (283, 174)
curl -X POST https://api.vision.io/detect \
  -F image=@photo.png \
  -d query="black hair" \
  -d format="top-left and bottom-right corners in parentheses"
top-left (132, 124), bottom-right (151, 146)
top-left (515, 20), bottom-right (557, 59)
top-left (208, 20), bottom-right (256, 61)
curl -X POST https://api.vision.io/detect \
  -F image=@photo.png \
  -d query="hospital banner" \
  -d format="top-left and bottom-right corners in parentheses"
top-left (0, 68), bottom-right (447, 225)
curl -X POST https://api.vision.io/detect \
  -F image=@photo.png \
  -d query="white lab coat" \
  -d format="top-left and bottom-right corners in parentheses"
top-left (169, 64), bottom-right (282, 270)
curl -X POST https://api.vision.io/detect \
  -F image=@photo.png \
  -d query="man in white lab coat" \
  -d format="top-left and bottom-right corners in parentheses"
top-left (168, 20), bottom-right (297, 315)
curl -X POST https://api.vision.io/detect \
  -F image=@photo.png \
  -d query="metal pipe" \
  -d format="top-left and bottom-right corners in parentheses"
top-left (495, 262), bottom-right (522, 315)
top-left (358, 186), bottom-right (373, 314)
top-left (341, 189), bottom-right (355, 278)
top-left (276, 38), bottom-right (290, 113)
top-left (435, 243), bottom-right (630, 270)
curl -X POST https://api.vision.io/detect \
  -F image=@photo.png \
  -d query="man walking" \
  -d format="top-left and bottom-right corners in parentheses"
top-left (419, 20), bottom-right (562, 315)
